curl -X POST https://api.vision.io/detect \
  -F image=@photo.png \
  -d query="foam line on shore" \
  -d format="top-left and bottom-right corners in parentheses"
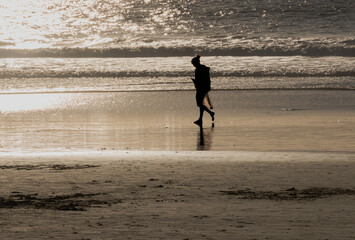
top-left (1, 150), bottom-right (354, 163)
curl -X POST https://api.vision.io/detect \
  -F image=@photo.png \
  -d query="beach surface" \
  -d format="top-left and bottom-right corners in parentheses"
top-left (1, 151), bottom-right (355, 240)
top-left (1, 90), bottom-right (355, 239)
top-left (0, 90), bottom-right (354, 152)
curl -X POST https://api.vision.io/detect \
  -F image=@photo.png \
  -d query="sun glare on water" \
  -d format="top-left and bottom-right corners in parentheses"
top-left (0, 0), bottom-right (63, 49)
top-left (0, 0), bottom-right (186, 49)
top-left (0, 94), bottom-right (76, 113)
top-left (0, 0), bottom-right (108, 49)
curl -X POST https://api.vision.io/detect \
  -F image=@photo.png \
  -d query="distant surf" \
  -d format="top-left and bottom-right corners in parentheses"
top-left (1, 41), bottom-right (355, 58)
top-left (1, 56), bottom-right (354, 79)
top-left (0, 76), bottom-right (354, 95)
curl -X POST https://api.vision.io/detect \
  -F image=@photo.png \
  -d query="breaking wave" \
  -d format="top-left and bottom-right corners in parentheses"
top-left (1, 42), bottom-right (355, 58)
top-left (0, 69), bottom-right (354, 79)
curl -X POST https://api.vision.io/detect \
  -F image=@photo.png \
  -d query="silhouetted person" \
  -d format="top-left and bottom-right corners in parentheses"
top-left (191, 55), bottom-right (215, 126)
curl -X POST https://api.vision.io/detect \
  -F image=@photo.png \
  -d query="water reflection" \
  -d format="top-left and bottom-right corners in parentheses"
top-left (197, 125), bottom-right (214, 150)
top-left (0, 93), bottom-right (77, 113)
top-left (0, 92), bottom-right (218, 151)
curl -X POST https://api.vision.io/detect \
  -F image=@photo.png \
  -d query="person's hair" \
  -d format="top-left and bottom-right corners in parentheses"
top-left (191, 55), bottom-right (200, 65)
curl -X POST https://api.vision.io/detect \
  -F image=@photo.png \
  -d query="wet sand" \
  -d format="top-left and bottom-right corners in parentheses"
top-left (1, 90), bottom-right (355, 239)
top-left (0, 90), bottom-right (354, 152)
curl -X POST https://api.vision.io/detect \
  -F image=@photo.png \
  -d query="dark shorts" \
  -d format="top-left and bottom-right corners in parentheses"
top-left (196, 91), bottom-right (208, 107)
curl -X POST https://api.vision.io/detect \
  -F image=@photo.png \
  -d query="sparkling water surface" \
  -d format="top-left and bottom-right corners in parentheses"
top-left (0, 0), bottom-right (354, 55)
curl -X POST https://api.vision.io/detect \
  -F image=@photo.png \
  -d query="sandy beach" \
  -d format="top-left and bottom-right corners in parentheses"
top-left (1, 151), bottom-right (355, 239)
top-left (1, 90), bottom-right (355, 239)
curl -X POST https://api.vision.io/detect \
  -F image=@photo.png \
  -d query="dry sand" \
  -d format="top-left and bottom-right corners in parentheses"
top-left (1, 151), bottom-right (355, 240)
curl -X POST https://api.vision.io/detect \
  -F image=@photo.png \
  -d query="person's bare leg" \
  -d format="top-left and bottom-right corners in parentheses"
top-left (206, 94), bottom-right (213, 109)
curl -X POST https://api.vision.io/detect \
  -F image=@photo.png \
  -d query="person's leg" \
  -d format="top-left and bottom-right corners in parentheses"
top-left (194, 92), bottom-right (204, 125)
top-left (199, 106), bottom-right (204, 120)
top-left (194, 106), bottom-right (204, 126)
top-left (194, 92), bottom-right (215, 126)
top-left (195, 105), bottom-right (214, 126)
top-left (206, 94), bottom-right (213, 109)
top-left (203, 105), bottom-right (215, 121)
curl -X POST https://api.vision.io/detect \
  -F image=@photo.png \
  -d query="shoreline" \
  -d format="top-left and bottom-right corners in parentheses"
top-left (1, 149), bottom-right (355, 158)
top-left (0, 88), bottom-right (354, 95)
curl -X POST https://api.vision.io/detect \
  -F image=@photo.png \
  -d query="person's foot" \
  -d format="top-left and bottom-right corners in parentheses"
top-left (194, 119), bottom-right (202, 126)
top-left (211, 112), bottom-right (215, 121)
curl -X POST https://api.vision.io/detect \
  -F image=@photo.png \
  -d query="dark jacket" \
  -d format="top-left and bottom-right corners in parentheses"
top-left (193, 65), bottom-right (211, 93)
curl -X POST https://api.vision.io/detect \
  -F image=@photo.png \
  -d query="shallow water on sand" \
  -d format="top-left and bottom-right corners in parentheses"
top-left (0, 90), bottom-right (354, 153)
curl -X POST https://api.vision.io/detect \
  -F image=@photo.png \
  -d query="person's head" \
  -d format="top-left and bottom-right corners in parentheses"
top-left (191, 55), bottom-right (201, 67)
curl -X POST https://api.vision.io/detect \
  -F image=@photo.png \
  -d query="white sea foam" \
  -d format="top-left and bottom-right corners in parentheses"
top-left (0, 56), bottom-right (354, 93)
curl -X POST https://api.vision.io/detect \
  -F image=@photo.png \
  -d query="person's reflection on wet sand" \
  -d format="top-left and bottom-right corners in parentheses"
top-left (197, 125), bottom-right (214, 150)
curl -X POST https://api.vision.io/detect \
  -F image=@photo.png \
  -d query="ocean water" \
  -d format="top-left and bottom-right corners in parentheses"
top-left (0, 0), bottom-right (354, 93)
